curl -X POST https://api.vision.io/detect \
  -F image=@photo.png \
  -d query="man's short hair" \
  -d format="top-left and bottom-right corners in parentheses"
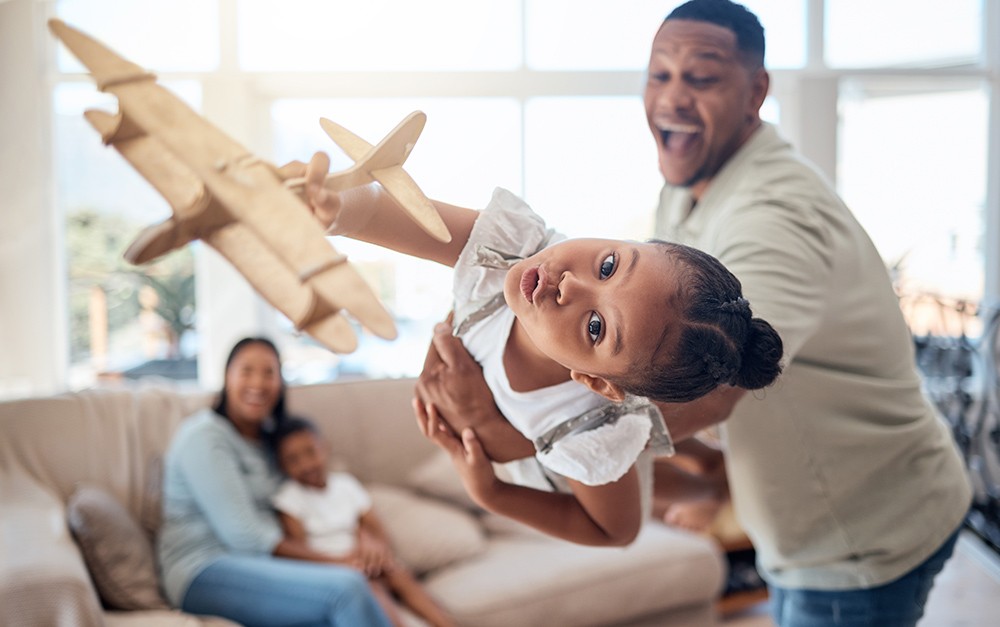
top-left (666, 0), bottom-right (766, 68)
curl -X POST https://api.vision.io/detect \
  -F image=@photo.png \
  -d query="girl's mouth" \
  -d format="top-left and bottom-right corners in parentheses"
top-left (520, 267), bottom-right (541, 303)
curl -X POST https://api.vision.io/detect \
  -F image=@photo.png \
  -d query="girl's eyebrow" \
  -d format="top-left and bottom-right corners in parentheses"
top-left (610, 247), bottom-right (640, 357)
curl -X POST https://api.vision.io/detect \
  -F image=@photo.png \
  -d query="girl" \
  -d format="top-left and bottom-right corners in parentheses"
top-left (271, 417), bottom-right (455, 627)
top-left (157, 337), bottom-right (392, 626)
top-left (285, 151), bottom-right (783, 547)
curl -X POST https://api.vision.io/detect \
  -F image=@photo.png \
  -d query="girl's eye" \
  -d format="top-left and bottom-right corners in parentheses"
top-left (588, 312), bottom-right (603, 343)
top-left (599, 254), bottom-right (616, 279)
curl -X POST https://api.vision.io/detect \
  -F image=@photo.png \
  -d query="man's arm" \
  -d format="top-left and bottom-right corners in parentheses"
top-left (654, 386), bottom-right (746, 442)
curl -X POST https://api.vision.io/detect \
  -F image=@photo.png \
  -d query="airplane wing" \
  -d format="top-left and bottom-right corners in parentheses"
top-left (49, 18), bottom-right (398, 350)
top-left (319, 114), bottom-right (451, 242)
top-left (85, 108), bottom-right (223, 264)
top-left (207, 223), bottom-right (360, 353)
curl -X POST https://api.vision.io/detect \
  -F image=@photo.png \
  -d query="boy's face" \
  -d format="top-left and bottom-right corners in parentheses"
top-left (503, 238), bottom-right (681, 388)
top-left (278, 430), bottom-right (328, 489)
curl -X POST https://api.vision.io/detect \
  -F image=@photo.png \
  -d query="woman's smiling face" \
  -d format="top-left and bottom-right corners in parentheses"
top-left (224, 343), bottom-right (283, 429)
top-left (502, 238), bottom-right (681, 384)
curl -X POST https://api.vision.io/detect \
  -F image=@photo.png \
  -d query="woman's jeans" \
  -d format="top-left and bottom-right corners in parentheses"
top-left (182, 555), bottom-right (393, 627)
top-left (770, 528), bottom-right (961, 627)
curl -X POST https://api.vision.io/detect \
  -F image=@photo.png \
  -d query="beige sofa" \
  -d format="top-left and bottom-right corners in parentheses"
top-left (0, 377), bottom-right (726, 627)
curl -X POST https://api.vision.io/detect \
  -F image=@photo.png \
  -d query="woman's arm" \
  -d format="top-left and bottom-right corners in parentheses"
top-left (417, 406), bottom-right (642, 546)
top-left (173, 429), bottom-right (284, 553)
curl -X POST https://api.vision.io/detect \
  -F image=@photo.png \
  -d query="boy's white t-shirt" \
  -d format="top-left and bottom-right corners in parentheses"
top-left (271, 472), bottom-right (372, 557)
top-left (452, 188), bottom-right (660, 487)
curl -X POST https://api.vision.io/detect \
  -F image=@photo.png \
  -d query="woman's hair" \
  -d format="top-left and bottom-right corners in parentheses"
top-left (212, 336), bottom-right (289, 430)
top-left (609, 241), bottom-right (783, 403)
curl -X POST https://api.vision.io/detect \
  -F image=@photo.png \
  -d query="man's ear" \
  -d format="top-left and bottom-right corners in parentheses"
top-left (570, 370), bottom-right (626, 402)
top-left (750, 67), bottom-right (770, 113)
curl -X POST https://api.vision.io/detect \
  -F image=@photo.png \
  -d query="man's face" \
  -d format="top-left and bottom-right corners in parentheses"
top-left (644, 19), bottom-right (768, 200)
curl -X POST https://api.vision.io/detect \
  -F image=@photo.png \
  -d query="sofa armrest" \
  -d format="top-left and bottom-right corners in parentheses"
top-left (0, 472), bottom-right (104, 627)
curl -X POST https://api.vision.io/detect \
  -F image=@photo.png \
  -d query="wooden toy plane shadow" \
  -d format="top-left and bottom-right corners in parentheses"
top-left (49, 18), bottom-right (451, 353)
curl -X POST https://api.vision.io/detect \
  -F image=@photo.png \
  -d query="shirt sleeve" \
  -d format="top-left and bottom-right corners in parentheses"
top-left (174, 427), bottom-right (283, 554)
top-left (537, 412), bottom-right (650, 486)
top-left (710, 198), bottom-right (836, 361)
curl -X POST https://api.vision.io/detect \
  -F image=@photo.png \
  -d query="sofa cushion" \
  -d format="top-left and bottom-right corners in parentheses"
top-left (402, 450), bottom-right (482, 513)
top-left (66, 485), bottom-right (169, 611)
top-left (423, 522), bottom-right (725, 627)
top-left (367, 483), bottom-right (486, 575)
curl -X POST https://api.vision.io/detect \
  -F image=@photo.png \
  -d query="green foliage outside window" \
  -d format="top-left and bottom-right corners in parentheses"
top-left (66, 209), bottom-right (195, 364)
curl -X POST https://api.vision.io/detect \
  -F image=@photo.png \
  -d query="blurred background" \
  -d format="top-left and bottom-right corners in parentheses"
top-left (1, 0), bottom-right (996, 394)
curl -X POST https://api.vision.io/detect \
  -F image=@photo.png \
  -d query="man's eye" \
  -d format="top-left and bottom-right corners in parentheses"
top-left (588, 312), bottom-right (603, 343)
top-left (689, 76), bottom-right (718, 87)
top-left (599, 254), bottom-right (616, 279)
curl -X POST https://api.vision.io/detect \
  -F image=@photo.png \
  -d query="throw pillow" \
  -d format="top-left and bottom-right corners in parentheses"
top-left (66, 484), bottom-right (170, 610)
top-left (402, 450), bottom-right (482, 513)
top-left (367, 483), bottom-right (486, 575)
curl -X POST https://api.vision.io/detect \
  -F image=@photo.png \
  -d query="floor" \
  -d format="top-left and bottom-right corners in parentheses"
top-left (721, 531), bottom-right (1000, 627)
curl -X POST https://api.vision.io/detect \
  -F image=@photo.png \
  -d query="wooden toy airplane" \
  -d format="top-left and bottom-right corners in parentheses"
top-left (49, 18), bottom-right (451, 353)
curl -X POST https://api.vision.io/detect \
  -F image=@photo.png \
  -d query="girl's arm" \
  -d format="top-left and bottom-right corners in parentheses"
top-left (418, 406), bottom-right (642, 546)
top-left (290, 152), bottom-right (479, 268)
top-left (272, 510), bottom-right (353, 564)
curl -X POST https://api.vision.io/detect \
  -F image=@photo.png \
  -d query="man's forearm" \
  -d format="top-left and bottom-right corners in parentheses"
top-left (655, 386), bottom-right (745, 442)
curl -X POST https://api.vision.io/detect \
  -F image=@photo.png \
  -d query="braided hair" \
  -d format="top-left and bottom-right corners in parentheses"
top-left (608, 241), bottom-right (783, 403)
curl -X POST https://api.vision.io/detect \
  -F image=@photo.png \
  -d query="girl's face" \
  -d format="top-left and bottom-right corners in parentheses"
top-left (224, 343), bottom-right (283, 429)
top-left (278, 430), bottom-right (328, 489)
top-left (503, 238), bottom-right (681, 393)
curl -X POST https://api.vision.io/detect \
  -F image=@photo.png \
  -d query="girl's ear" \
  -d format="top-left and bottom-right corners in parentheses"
top-left (570, 370), bottom-right (626, 402)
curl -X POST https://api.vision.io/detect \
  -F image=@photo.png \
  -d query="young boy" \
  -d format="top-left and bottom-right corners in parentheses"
top-left (271, 417), bottom-right (455, 627)
top-left (284, 151), bottom-right (783, 547)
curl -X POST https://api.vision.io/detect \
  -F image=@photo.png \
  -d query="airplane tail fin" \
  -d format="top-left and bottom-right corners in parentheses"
top-left (320, 111), bottom-right (425, 171)
top-left (48, 19), bottom-right (155, 91)
top-left (124, 219), bottom-right (185, 265)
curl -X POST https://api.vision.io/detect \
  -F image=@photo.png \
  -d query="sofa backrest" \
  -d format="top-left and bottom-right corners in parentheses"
top-left (0, 377), bottom-right (435, 530)
top-left (285, 378), bottom-right (438, 485)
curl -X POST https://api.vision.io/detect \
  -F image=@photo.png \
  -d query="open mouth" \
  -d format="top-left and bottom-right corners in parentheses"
top-left (520, 267), bottom-right (541, 303)
top-left (655, 120), bottom-right (701, 152)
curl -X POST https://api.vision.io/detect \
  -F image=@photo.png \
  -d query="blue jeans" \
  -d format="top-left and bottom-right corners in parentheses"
top-left (182, 555), bottom-right (393, 627)
top-left (770, 528), bottom-right (960, 627)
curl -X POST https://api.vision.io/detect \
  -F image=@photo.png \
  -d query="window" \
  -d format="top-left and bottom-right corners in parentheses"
top-left (44, 0), bottom-right (996, 393)
top-left (54, 80), bottom-right (202, 388)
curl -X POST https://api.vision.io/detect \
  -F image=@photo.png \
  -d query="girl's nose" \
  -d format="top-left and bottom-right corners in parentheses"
top-left (556, 271), bottom-right (585, 305)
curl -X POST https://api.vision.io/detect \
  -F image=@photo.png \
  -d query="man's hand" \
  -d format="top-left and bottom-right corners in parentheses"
top-left (414, 319), bottom-right (536, 462)
top-left (277, 151), bottom-right (341, 229)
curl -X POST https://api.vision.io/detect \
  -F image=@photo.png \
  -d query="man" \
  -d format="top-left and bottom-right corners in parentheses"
top-left (414, 1), bottom-right (971, 624)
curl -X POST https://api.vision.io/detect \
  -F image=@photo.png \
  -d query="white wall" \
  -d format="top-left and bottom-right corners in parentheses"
top-left (0, 0), bottom-right (66, 397)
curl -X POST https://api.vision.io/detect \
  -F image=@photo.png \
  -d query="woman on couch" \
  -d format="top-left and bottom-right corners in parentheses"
top-left (156, 337), bottom-right (392, 627)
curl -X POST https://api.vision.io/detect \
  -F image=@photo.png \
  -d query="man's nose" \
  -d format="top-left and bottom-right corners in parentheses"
top-left (657, 79), bottom-right (694, 113)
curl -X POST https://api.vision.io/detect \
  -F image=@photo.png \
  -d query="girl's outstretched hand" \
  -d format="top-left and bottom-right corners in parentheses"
top-left (277, 151), bottom-right (342, 230)
top-left (413, 399), bottom-right (501, 509)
